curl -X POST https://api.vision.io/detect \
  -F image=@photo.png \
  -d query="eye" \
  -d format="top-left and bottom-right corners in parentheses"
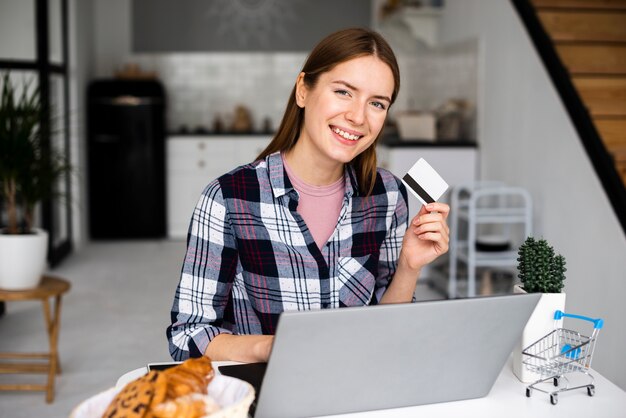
top-left (370, 101), bottom-right (387, 111)
top-left (334, 89), bottom-right (351, 97)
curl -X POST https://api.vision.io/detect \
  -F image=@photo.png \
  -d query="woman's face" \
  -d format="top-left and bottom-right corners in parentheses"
top-left (295, 55), bottom-right (394, 167)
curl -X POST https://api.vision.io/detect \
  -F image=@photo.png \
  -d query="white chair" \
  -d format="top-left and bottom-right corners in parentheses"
top-left (448, 182), bottom-right (533, 298)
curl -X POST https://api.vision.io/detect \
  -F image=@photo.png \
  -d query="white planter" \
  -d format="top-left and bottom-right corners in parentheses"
top-left (0, 228), bottom-right (48, 290)
top-left (512, 284), bottom-right (566, 383)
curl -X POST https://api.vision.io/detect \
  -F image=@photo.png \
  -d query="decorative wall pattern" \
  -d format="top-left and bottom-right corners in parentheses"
top-left (132, 0), bottom-right (370, 52)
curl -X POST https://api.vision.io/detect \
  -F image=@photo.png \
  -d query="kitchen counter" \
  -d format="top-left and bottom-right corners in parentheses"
top-left (381, 133), bottom-right (477, 148)
top-left (168, 131), bottom-right (274, 137)
top-left (167, 132), bottom-right (477, 147)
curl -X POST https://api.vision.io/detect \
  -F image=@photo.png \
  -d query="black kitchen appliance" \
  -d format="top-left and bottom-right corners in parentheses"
top-left (87, 79), bottom-right (166, 238)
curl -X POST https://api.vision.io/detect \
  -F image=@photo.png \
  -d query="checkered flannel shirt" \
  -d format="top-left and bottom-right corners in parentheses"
top-left (167, 151), bottom-right (408, 360)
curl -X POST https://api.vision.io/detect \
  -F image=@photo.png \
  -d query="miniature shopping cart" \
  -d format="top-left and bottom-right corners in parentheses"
top-left (522, 310), bottom-right (604, 405)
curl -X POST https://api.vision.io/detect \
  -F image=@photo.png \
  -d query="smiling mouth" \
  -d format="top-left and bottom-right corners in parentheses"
top-left (331, 126), bottom-right (363, 141)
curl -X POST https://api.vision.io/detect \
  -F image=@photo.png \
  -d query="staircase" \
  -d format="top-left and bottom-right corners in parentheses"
top-left (531, 0), bottom-right (626, 185)
top-left (512, 0), bottom-right (626, 233)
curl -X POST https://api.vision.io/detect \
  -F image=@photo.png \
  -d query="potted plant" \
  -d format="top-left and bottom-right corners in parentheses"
top-left (0, 72), bottom-right (68, 290)
top-left (512, 236), bottom-right (567, 382)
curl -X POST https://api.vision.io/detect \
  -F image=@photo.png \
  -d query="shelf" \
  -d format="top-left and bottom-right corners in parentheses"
top-left (458, 207), bottom-right (530, 223)
top-left (456, 243), bottom-right (519, 267)
top-left (448, 184), bottom-right (532, 298)
top-left (392, 7), bottom-right (442, 48)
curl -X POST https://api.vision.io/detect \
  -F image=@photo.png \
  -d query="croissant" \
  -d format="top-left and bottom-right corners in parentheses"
top-left (179, 356), bottom-right (214, 377)
top-left (151, 393), bottom-right (220, 418)
top-left (103, 356), bottom-right (218, 418)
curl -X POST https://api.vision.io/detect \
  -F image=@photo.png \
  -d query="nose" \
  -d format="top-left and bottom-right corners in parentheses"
top-left (346, 100), bottom-right (366, 126)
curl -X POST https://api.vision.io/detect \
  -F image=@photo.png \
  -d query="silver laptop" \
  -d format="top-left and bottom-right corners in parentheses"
top-left (250, 293), bottom-right (540, 418)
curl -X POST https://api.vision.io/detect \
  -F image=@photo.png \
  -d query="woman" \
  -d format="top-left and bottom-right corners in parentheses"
top-left (167, 28), bottom-right (450, 363)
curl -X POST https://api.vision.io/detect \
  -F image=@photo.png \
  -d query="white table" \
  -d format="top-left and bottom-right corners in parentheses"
top-left (117, 357), bottom-right (626, 418)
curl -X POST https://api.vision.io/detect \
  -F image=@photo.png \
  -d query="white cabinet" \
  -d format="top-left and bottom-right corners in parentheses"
top-left (377, 144), bottom-right (478, 219)
top-left (167, 135), bottom-right (271, 239)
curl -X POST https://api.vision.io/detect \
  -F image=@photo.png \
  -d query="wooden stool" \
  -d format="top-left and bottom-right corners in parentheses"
top-left (0, 275), bottom-right (71, 403)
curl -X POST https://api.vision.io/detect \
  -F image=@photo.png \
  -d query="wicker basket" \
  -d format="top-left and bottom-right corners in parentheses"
top-left (71, 375), bottom-right (254, 418)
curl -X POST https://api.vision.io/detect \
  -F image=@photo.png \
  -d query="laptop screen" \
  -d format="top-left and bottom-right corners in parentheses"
top-left (243, 294), bottom-right (539, 418)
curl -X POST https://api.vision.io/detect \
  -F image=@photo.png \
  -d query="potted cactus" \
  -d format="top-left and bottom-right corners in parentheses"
top-left (517, 237), bottom-right (566, 293)
top-left (512, 236), bottom-right (567, 382)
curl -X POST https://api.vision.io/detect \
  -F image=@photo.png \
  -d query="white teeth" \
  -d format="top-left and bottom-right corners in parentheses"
top-left (333, 127), bottom-right (361, 141)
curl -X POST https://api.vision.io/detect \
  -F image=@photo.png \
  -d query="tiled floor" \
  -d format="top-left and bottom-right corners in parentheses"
top-left (0, 240), bottom-right (445, 416)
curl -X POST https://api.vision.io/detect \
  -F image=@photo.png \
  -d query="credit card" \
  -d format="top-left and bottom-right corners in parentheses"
top-left (401, 158), bottom-right (449, 206)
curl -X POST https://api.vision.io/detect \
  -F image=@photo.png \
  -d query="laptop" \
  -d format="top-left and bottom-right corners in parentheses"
top-left (219, 293), bottom-right (540, 418)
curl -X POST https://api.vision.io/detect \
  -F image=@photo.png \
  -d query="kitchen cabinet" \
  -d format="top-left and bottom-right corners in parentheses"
top-left (167, 135), bottom-right (271, 239)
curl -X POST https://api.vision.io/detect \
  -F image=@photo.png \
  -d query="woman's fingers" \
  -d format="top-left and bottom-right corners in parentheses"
top-left (412, 212), bottom-right (444, 226)
top-left (412, 203), bottom-right (450, 224)
top-left (412, 215), bottom-right (449, 247)
top-left (414, 225), bottom-right (449, 243)
top-left (408, 202), bottom-right (450, 249)
top-left (423, 203), bottom-right (450, 219)
top-left (416, 230), bottom-right (449, 252)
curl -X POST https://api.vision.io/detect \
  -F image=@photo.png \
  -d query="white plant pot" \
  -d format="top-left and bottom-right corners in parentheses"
top-left (512, 284), bottom-right (566, 383)
top-left (0, 228), bottom-right (48, 290)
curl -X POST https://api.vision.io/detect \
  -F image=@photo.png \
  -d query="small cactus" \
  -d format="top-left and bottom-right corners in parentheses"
top-left (517, 237), bottom-right (566, 293)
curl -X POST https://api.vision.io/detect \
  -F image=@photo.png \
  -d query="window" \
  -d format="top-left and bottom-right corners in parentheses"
top-left (0, 0), bottom-right (72, 266)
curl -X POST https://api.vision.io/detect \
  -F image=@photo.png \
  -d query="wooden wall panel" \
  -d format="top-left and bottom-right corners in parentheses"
top-left (573, 77), bottom-right (626, 116)
top-left (539, 11), bottom-right (626, 42)
top-left (532, 0), bottom-right (626, 10)
top-left (556, 45), bottom-right (626, 74)
top-left (595, 118), bottom-right (626, 146)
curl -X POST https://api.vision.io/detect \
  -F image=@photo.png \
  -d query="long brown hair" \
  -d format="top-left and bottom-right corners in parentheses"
top-left (256, 27), bottom-right (400, 196)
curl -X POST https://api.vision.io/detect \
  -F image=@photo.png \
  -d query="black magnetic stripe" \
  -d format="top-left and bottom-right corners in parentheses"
top-left (402, 174), bottom-right (435, 204)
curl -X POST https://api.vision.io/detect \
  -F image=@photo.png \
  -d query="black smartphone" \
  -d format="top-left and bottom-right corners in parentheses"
top-left (146, 361), bottom-right (181, 371)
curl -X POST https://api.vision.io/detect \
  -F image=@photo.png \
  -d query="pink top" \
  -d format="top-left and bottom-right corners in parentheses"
top-left (282, 154), bottom-right (345, 250)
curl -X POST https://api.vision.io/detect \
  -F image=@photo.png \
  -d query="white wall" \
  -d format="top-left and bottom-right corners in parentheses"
top-left (68, 0), bottom-right (95, 247)
top-left (439, 0), bottom-right (626, 389)
top-left (93, 0), bottom-right (131, 78)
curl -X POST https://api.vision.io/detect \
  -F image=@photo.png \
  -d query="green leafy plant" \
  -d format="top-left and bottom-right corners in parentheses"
top-left (517, 236), bottom-right (566, 293)
top-left (0, 72), bottom-right (69, 234)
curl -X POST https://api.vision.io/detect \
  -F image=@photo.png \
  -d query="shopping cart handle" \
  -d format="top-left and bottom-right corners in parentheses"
top-left (554, 310), bottom-right (604, 329)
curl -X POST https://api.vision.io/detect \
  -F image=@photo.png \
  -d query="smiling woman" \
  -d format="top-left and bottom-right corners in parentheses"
top-left (257, 28), bottom-right (400, 195)
top-left (287, 56), bottom-right (394, 188)
top-left (166, 28), bottom-right (451, 364)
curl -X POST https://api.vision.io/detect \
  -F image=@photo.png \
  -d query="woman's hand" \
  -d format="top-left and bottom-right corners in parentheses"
top-left (399, 202), bottom-right (450, 272)
top-left (206, 334), bottom-right (274, 363)
top-left (253, 335), bottom-right (274, 362)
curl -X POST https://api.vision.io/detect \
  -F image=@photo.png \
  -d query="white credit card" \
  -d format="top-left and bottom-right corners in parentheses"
top-left (401, 158), bottom-right (449, 206)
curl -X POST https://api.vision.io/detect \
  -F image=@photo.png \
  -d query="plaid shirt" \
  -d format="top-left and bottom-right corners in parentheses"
top-left (167, 152), bottom-right (408, 360)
